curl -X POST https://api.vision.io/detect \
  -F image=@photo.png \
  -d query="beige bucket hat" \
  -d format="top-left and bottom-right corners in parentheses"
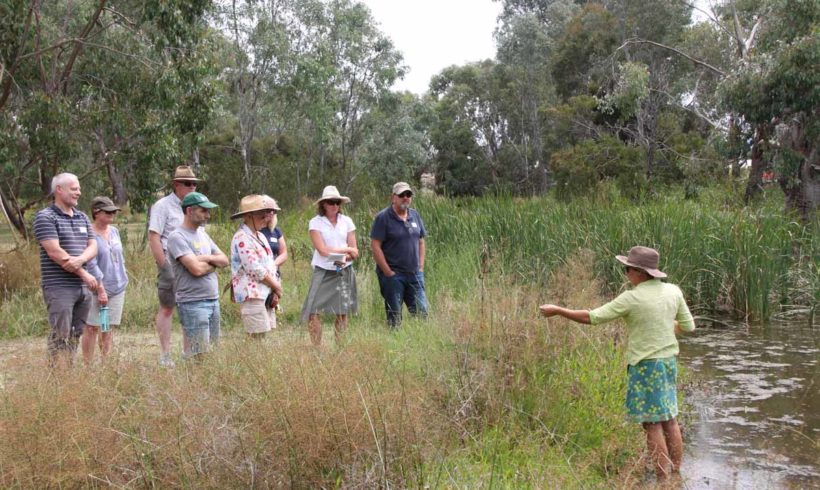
top-left (615, 246), bottom-right (667, 278)
top-left (172, 165), bottom-right (203, 183)
top-left (314, 185), bottom-right (350, 205)
top-left (231, 194), bottom-right (279, 219)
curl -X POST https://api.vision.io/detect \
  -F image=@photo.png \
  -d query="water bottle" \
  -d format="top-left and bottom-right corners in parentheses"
top-left (99, 306), bottom-right (110, 332)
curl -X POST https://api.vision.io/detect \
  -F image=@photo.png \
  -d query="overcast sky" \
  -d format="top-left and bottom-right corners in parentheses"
top-left (359, 0), bottom-right (502, 94)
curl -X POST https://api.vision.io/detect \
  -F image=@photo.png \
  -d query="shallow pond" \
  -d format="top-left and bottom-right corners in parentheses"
top-left (678, 319), bottom-right (819, 489)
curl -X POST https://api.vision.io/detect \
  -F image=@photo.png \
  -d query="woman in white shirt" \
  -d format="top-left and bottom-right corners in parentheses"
top-left (300, 186), bottom-right (359, 346)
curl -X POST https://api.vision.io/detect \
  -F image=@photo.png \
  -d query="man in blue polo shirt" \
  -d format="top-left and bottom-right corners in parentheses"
top-left (33, 173), bottom-right (99, 366)
top-left (370, 182), bottom-right (428, 328)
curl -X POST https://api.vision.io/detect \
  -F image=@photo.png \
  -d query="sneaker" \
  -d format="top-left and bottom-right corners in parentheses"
top-left (159, 352), bottom-right (175, 368)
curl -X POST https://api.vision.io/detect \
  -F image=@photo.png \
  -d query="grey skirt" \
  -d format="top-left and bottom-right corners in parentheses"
top-left (300, 266), bottom-right (358, 321)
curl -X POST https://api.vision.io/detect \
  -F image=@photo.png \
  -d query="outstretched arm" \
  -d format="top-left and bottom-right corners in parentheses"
top-left (539, 304), bottom-right (591, 324)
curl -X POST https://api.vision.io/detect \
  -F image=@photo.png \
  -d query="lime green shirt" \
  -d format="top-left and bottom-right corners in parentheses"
top-left (589, 279), bottom-right (695, 366)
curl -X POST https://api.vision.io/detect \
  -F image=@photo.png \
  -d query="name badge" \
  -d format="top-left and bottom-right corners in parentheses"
top-left (411, 222), bottom-right (418, 228)
top-left (79, 227), bottom-right (87, 234)
top-left (270, 237), bottom-right (278, 243)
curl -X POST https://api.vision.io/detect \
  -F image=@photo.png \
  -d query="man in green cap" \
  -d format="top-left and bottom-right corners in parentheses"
top-left (166, 192), bottom-right (228, 359)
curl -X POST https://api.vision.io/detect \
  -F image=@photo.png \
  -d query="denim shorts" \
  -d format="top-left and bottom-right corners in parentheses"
top-left (177, 299), bottom-right (220, 357)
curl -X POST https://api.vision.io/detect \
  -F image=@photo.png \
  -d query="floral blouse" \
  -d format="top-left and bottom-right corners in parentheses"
top-left (230, 224), bottom-right (278, 302)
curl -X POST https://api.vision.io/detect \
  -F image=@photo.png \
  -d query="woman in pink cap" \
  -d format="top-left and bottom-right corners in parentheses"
top-left (539, 246), bottom-right (696, 481)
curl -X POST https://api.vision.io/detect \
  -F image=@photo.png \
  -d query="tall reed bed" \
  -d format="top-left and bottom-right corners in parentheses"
top-left (404, 194), bottom-right (817, 321)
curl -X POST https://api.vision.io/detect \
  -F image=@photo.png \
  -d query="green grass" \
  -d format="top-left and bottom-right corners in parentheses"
top-left (0, 189), bottom-right (816, 487)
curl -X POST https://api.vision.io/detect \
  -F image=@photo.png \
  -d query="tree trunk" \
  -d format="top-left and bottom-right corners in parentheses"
top-left (744, 124), bottom-right (768, 203)
top-left (0, 187), bottom-right (28, 240)
top-left (728, 115), bottom-right (744, 178)
top-left (779, 120), bottom-right (819, 220)
top-left (107, 159), bottom-right (127, 205)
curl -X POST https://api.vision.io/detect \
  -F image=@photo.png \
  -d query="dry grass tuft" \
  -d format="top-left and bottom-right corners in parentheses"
top-left (0, 244), bottom-right (41, 297)
top-left (0, 332), bottom-right (444, 488)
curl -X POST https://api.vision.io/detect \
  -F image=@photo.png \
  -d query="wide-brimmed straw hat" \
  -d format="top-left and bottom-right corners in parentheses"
top-left (615, 246), bottom-right (667, 278)
top-left (260, 195), bottom-right (281, 211)
top-left (231, 194), bottom-right (279, 219)
top-left (314, 185), bottom-right (350, 205)
top-left (171, 165), bottom-right (203, 183)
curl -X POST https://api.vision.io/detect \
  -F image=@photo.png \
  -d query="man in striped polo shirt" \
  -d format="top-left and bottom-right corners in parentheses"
top-left (34, 173), bottom-right (99, 366)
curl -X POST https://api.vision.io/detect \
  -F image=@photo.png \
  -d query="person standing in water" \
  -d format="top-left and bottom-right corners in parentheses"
top-left (539, 246), bottom-right (695, 481)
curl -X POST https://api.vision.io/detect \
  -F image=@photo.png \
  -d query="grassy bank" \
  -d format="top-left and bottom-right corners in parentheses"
top-left (0, 190), bottom-right (816, 486)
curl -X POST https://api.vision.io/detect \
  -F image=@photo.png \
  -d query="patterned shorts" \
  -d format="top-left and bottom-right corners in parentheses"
top-left (626, 357), bottom-right (678, 423)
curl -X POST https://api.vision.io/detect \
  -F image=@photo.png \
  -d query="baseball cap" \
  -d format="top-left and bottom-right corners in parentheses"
top-left (181, 192), bottom-right (218, 209)
top-left (392, 182), bottom-right (413, 195)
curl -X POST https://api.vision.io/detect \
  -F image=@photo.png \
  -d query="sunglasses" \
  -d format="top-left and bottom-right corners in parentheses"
top-left (102, 210), bottom-right (117, 215)
top-left (253, 210), bottom-right (276, 217)
top-left (178, 181), bottom-right (198, 188)
top-left (324, 200), bottom-right (342, 206)
top-left (397, 191), bottom-right (413, 198)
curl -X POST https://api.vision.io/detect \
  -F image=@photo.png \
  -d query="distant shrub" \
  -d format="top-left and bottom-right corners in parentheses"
top-left (550, 135), bottom-right (645, 201)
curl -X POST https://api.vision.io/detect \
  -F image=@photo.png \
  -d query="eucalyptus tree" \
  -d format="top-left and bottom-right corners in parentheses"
top-left (212, 0), bottom-right (303, 186)
top-left (356, 91), bottom-right (432, 189)
top-left (0, 0), bottom-right (216, 237)
top-left (720, 0), bottom-right (819, 217)
top-left (209, 0), bottom-right (404, 194)
top-left (322, 0), bottom-right (405, 191)
top-left (495, 13), bottom-right (558, 193)
top-left (429, 61), bottom-right (509, 196)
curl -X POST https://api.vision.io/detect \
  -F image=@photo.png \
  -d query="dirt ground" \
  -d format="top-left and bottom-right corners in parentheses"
top-left (0, 327), bottom-right (310, 389)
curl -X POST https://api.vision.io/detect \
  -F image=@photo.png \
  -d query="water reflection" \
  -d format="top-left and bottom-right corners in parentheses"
top-left (678, 320), bottom-right (819, 489)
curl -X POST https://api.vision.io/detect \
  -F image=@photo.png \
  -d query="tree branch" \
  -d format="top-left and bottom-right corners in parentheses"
top-left (616, 38), bottom-right (726, 77)
top-left (0, 0), bottom-right (36, 112)
top-left (59, 0), bottom-right (108, 95)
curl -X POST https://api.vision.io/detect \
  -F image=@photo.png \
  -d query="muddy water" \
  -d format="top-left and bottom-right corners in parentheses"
top-left (678, 319), bottom-right (819, 489)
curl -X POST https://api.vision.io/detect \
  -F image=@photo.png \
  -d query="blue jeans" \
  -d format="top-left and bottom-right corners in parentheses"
top-left (177, 299), bottom-right (220, 357)
top-left (378, 271), bottom-right (428, 328)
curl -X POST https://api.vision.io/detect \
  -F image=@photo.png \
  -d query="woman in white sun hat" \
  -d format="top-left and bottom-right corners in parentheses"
top-left (300, 185), bottom-right (359, 346)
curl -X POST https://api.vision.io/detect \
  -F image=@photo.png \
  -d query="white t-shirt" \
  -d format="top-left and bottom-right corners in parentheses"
top-left (308, 214), bottom-right (356, 270)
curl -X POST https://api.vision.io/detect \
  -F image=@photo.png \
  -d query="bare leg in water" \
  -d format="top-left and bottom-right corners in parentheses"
top-left (662, 418), bottom-right (683, 473)
top-left (643, 421), bottom-right (673, 480)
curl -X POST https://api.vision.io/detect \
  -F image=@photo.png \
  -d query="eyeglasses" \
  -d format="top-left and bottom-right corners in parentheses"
top-left (397, 192), bottom-right (413, 198)
top-left (177, 181), bottom-right (197, 188)
top-left (325, 200), bottom-right (342, 206)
